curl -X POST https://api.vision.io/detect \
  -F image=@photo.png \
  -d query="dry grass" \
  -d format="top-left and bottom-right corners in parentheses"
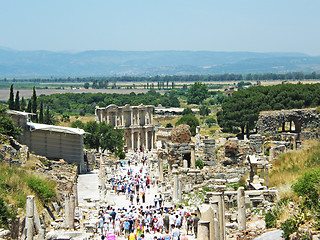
top-left (269, 140), bottom-right (320, 198)
top-left (58, 115), bottom-right (95, 127)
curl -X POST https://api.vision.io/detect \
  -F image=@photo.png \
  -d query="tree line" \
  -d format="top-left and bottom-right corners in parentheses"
top-left (8, 85), bottom-right (56, 124)
top-left (217, 83), bottom-right (320, 134)
top-left (38, 89), bottom-right (180, 116)
top-left (2, 72), bottom-right (320, 84)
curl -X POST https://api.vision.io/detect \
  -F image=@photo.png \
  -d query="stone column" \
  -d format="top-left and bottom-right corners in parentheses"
top-left (64, 195), bottom-right (72, 229)
top-left (210, 200), bottom-right (220, 240)
top-left (131, 131), bottom-right (135, 150)
top-left (198, 221), bottom-right (210, 240)
top-left (137, 110), bottom-right (140, 126)
top-left (33, 200), bottom-right (41, 234)
top-left (183, 159), bottom-right (188, 168)
top-left (70, 195), bottom-right (75, 229)
top-left (106, 110), bottom-right (109, 124)
top-left (26, 195), bottom-right (35, 240)
top-left (237, 187), bottom-right (246, 231)
top-left (265, 166), bottom-right (270, 188)
top-left (152, 131), bottom-right (155, 150)
top-left (159, 158), bottom-right (164, 181)
top-left (172, 167), bottom-right (179, 202)
top-left (212, 192), bottom-right (225, 240)
top-left (190, 144), bottom-right (196, 169)
top-left (145, 131), bottom-right (149, 150)
top-left (131, 110), bottom-right (133, 126)
top-left (178, 179), bottom-right (182, 202)
top-left (121, 110), bottom-right (124, 126)
top-left (138, 132), bottom-right (141, 149)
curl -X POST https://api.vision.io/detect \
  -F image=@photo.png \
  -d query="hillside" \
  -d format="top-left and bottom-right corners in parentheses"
top-left (0, 48), bottom-right (320, 77)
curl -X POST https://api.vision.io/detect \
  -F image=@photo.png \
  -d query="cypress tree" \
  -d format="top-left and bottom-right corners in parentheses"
top-left (39, 102), bottom-right (44, 123)
top-left (21, 97), bottom-right (26, 111)
top-left (44, 106), bottom-right (50, 124)
top-left (14, 91), bottom-right (20, 110)
top-left (8, 84), bottom-right (14, 110)
top-left (31, 87), bottom-right (38, 122)
top-left (26, 100), bottom-right (32, 113)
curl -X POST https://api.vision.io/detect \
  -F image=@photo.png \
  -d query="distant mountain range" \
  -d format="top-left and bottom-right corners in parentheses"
top-left (0, 48), bottom-right (319, 77)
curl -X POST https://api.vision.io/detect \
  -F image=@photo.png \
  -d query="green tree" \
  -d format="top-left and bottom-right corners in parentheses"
top-left (199, 105), bottom-right (210, 117)
top-left (71, 120), bottom-right (85, 129)
top-left (84, 82), bottom-right (90, 89)
top-left (26, 100), bottom-right (32, 113)
top-left (187, 82), bottom-right (208, 104)
top-left (182, 107), bottom-right (194, 115)
top-left (39, 102), bottom-right (44, 123)
top-left (84, 121), bottom-right (125, 156)
top-left (8, 84), bottom-right (14, 110)
top-left (14, 91), bottom-right (20, 110)
top-left (20, 97), bottom-right (26, 111)
top-left (44, 106), bottom-right (56, 125)
top-left (176, 114), bottom-right (200, 136)
top-left (31, 87), bottom-right (38, 122)
top-left (0, 107), bottom-right (21, 138)
top-left (206, 117), bottom-right (217, 127)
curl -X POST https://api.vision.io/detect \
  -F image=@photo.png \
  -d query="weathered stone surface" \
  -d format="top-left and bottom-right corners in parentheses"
top-left (256, 108), bottom-right (320, 135)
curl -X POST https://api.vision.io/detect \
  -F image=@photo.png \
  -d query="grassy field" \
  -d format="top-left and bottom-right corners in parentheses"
top-left (269, 140), bottom-right (320, 199)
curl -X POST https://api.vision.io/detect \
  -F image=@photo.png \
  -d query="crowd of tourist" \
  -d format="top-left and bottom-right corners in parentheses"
top-left (96, 153), bottom-right (199, 240)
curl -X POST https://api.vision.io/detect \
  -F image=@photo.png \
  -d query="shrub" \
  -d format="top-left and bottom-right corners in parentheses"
top-left (165, 123), bottom-right (173, 128)
top-left (25, 177), bottom-right (56, 203)
top-left (0, 198), bottom-right (16, 229)
top-left (195, 159), bottom-right (204, 170)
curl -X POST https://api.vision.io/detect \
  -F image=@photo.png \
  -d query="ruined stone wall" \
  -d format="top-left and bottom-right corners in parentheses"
top-left (256, 108), bottom-right (320, 135)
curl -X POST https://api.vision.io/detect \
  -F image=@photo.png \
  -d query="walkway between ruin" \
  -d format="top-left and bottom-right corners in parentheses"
top-left (77, 151), bottom-right (196, 240)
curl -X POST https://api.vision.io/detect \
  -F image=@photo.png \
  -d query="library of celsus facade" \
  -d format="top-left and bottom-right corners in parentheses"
top-left (95, 104), bottom-right (155, 151)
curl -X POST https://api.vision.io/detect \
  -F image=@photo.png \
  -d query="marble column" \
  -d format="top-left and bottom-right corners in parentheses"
top-left (145, 131), bottom-right (148, 150)
top-left (173, 168), bottom-right (179, 202)
top-left (151, 131), bottom-right (154, 150)
top-left (131, 111), bottom-right (133, 125)
top-left (106, 110), bottom-right (109, 124)
top-left (64, 195), bottom-right (72, 229)
top-left (212, 192), bottom-right (225, 240)
top-left (121, 111), bottom-right (124, 126)
top-left (178, 179), bottom-right (182, 202)
top-left (131, 132), bottom-right (134, 150)
top-left (237, 187), bottom-right (246, 231)
top-left (137, 110), bottom-right (140, 126)
top-left (191, 144), bottom-right (196, 169)
top-left (26, 195), bottom-right (35, 240)
top-left (138, 132), bottom-right (141, 149)
top-left (198, 221), bottom-right (210, 240)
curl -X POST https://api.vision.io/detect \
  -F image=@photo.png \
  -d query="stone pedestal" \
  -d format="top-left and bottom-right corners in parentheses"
top-left (198, 221), bottom-right (210, 240)
top-left (237, 187), bottom-right (246, 231)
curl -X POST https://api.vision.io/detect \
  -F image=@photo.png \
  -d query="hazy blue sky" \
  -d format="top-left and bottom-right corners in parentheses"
top-left (0, 0), bottom-right (319, 55)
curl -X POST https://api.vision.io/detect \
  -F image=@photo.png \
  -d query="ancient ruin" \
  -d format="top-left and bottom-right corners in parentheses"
top-left (95, 104), bottom-right (155, 151)
top-left (256, 108), bottom-right (320, 136)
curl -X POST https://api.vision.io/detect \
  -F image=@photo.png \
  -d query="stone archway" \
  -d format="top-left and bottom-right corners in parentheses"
top-left (256, 108), bottom-right (320, 135)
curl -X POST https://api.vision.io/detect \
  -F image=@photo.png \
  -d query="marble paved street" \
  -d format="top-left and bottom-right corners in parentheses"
top-left (78, 151), bottom-right (197, 240)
